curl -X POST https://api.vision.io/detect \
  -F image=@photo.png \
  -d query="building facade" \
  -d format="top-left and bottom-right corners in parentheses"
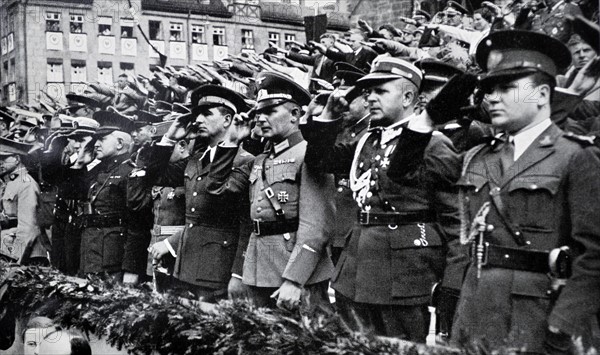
top-left (0, 0), bottom-right (348, 106)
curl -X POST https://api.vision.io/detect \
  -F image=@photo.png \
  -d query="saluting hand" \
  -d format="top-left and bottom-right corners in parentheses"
top-left (568, 56), bottom-right (600, 96)
top-left (223, 113), bottom-right (253, 146)
top-left (165, 114), bottom-right (199, 141)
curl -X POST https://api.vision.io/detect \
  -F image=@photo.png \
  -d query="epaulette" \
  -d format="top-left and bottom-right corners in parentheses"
top-left (564, 131), bottom-right (597, 147)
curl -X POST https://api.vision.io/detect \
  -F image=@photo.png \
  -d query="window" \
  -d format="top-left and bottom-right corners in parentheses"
top-left (212, 27), bottom-right (225, 46)
top-left (284, 33), bottom-right (296, 49)
top-left (268, 32), bottom-right (280, 47)
top-left (9, 58), bottom-right (14, 80)
top-left (8, 83), bottom-right (16, 102)
top-left (71, 61), bottom-right (86, 83)
top-left (70, 14), bottom-right (84, 33)
top-left (242, 29), bottom-right (254, 49)
top-left (120, 18), bottom-right (134, 38)
top-left (169, 23), bottom-right (183, 41)
top-left (47, 60), bottom-right (64, 83)
top-left (98, 17), bottom-right (112, 36)
top-left (191, 24), bottom-right (205, 44)
top-left (149, 20), bottom-right (162, 40)
top-left (46, 12), bottom-right (60, 32)
top-left (120, 62), bottom-right (135, 77)
top-left (97, 62), bottom-right (113, 85)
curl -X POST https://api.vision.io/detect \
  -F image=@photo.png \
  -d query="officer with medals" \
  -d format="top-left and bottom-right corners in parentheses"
top-left (208, 72), bottom-right (335, 309)
top-left (145, 85), bottom-right (254, 302)
top-left (78, 111), bottom-right (142, 283)
top-left (405, 30), bottom-right (600, 353)
top-left (0, 138), bottom-right (49, 264)
top-left (302, 56), bottom-right (462, 341)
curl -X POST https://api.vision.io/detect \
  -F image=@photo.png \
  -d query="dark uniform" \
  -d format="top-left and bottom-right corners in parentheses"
top-left (445, 31), bottom-right (600, 352)
top-left (303, 58), bottom-right (462, 340)
top-left (79, 112), bottom-right (146, 276)
top-left (208, 72), bottom-right (335, 308)
top-left (142, 86), bottom-right (254, 301)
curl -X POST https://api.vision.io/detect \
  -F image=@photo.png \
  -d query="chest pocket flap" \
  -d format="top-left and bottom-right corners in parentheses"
top-left (266, 164), bottom-right (298, 185)
top-left (507, 175), bottom-right (561, 195)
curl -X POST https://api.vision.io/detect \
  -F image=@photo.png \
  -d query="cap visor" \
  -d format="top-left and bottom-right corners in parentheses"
top-left (356, 73), bottom-right (404, 87)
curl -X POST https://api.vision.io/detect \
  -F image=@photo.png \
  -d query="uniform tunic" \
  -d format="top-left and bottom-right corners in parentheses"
top-left (79, 154), bottom-right (140, 274)
top-left (146, 144), bottom-right (253, 291)
top-left (208, 131), bottom-right (335, 288)
top-left (0, 168), bottom-right (47, 262)
top-left (452, 123), bottom-right (600, 352)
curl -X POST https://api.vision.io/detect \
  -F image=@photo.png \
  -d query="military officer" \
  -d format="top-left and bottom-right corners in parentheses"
top-left (316, 63), bottom-right (370, 264)
top-left (45, 117), bottom-right (99, 275)
top-left (145, 85), bottom-right (253, 302)
top-left (397, 30), bottom-right (600, 352)
top-left (78, 111), bottom-right (143, 283)
top-left (208, 72), bottom-right (335, 309)
top-left (302, 57), bottom-right (462, 341)
top-left (0, 138), bottom-right (49, 264)
top-left (445, 30), bottom-right (600, 354)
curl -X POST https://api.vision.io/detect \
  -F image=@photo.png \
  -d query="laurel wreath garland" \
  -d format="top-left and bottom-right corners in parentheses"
top-left (0, 262), bottom-right (463, 355)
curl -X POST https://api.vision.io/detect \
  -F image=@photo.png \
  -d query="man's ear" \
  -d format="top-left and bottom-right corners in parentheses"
top-left (536, 83), bottom-right (551, 107)
top-left (403, 90), bottom-right (415, 109)
top-left (116, 138), bottom-right (124, 149)
top-left (150, 126), bottom-right (157, 135)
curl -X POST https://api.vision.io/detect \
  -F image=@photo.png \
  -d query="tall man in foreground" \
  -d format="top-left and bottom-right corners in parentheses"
top-left (207, 72), bottom-right (335, 309)
top-left (303, 57), bottom-right (463, 341)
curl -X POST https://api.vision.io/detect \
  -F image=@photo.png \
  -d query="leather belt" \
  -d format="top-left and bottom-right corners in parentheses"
top-left (253, 218), bottom-right (298, 236)
top-left (357, 210), bottom-right (436, 225)
top-left (82, 215), bottom-right (127, 228)
top-left (153, 224), bottom-right (185, 236)
top-left (470, 243), bottom-right (551, 274)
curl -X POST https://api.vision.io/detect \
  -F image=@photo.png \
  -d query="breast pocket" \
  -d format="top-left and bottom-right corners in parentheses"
top-left (266, 165), bottom-right (299, 209)
top-left (507, 175), bottom-right (561, 229)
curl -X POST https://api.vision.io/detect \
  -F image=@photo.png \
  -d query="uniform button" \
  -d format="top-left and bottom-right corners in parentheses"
top-left (370, 181), bottom-right (375, 186)
top-left (191, 208), bottom-right (195, 212)
top-left (530, 184), bottom-right (538, 189)
top-left (257, 207), bottom-right (262, 212)
top-left (413, 239), bottom-right (421, 246)
top-left (258, 197), bottom-right (263, 201)
top-left (223, 241), bottom-right (228, 245)
top-left (366, 192), bottom-right (373, 198)
top-left (381, 144), bottom-right (387, 149)
top-left (504, 254), bottom-right (510, 259)
top-left (525, 241), bottom-right (531, 245)
top-left (197, 177), bottom-right (202, 181)
top-left (189, 223), bottom-right (193, 227)
top-left (337, 187), bottom-right (343, 193)
top-left (193, 192), bottom-right (198, 196)
top-left (351, 133), bottom-right (356, 138)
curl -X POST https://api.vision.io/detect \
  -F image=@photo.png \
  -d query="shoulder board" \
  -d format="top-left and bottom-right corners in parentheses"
top-left (564, 132), bottom-right (597, 147)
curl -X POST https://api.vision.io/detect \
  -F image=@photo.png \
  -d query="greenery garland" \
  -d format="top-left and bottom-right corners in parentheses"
top-left (0, 262), bottom-right (462, 355)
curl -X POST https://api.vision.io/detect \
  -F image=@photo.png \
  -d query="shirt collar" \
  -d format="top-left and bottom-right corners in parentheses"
top-left (511, 118), bottom-right (552, 160)
top-left (355, 47), bottom-right (363, 56)
top-left (379, 114), bottom-right (415, 146)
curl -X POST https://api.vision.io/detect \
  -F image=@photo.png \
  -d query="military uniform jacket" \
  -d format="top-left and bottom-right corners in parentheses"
top-left (331, 115), bottom-right (370, 248)
top-left (80, 154), bottom-right (140, 274)
top-left (0, 168), bottom-right (47, 261)
top-left (145, 144), bottom-right (253, 289)
top-left (452, 124), bottom-right (600, 351)
top-left (304, 119), bottom-right (463, 305)
top-left (208, 131), bottom-right (335, 288)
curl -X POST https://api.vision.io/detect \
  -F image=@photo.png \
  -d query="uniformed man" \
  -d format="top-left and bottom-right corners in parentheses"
top-left (0, 138), bottom-right (49, 264)
top-left (0, 109), bottom-right (14, 137)
top-left (145, 85), bottom-right (254, 302)
top-left (78, 111), bottom-right (142, 283)
top-left (407, 30), bottom-right (600, 353)
top-left (302, 57), bottom-right (462, 341)
top-left (127, 132), bottom-right (191, 292)
top-left (208, 72), bottom-right (335, 309)
top-left (314, 63), bottom-right (370, 264)
top-left (44, 117), bottom-right (99, 275)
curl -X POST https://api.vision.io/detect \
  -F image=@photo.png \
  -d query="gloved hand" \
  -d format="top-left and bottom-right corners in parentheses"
top-left (425, 73), bottom-right (477, 125)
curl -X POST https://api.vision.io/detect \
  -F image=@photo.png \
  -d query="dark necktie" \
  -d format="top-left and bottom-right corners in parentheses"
top-left (499, 137), bottom-right (515, 177)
